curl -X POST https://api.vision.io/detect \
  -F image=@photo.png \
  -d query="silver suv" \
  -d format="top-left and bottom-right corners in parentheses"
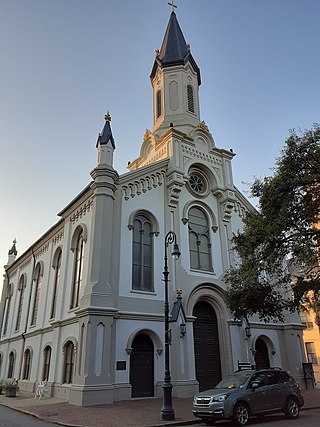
top-left (192, 367), bottom-right (304, 426)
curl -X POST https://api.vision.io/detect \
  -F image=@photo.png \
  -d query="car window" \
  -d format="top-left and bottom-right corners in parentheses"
top-left (279, 371), bottom-right (291, 383)
top-left (266, 371), bottom-right (282, 385)
top-left (249, 372), bottom-right (268, 387)
top-left (215, 372), bottom-right (252, 389)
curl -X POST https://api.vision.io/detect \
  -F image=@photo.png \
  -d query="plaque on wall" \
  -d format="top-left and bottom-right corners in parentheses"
top-left (116, 361), bottom-right (126, 371)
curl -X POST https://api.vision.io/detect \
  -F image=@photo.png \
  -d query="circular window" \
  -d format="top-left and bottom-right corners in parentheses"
top-left (188, 169), bottom-right (209, 196)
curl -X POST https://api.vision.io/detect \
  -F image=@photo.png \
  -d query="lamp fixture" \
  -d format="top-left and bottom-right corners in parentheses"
top-left (180, 323), bottom-right (186, 338)
top-left (245, 326), bottom-right (251, 338)
top-left (171, 243), bottom-right (181, 260)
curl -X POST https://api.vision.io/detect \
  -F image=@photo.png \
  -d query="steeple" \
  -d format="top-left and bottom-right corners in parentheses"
top-left (96, 112), bottom-right (115, 167)
top-left (96, 112), bottom-right (115, 148)
top-left (158, 11), bottom-right (188, 65)
top-left (150, 7), bottom-right (201, 137)
top-left (152, 11), bottom-right (200, 84)
top-left (6, 239), bottom-right (17, 266)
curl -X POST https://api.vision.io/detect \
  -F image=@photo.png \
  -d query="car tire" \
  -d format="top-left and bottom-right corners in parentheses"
top-left (284, 397), bottom-right (299, 419)
top-left (233, 402), bottom-right (250, 426)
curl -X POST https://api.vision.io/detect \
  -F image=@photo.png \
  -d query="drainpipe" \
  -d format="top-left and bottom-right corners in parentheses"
top-left (18, 249), bottom-right (36, 381)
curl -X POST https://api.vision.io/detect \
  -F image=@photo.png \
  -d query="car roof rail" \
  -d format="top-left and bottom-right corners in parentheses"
top-left (256, 367), bottom-right (283, 371)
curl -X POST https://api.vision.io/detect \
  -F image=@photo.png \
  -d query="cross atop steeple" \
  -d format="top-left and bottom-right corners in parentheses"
top-left (105, 111), bottom-right (111, 122)
top-left (168, 1), bottom-right (177, 13)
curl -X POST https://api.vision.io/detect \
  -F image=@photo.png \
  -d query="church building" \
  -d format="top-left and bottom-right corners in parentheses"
top-left (0, 8), bottom-right (306, 406)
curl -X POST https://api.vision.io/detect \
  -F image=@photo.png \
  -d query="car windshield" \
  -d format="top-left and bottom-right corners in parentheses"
top-left (215, 372), bottom-right (252, 389)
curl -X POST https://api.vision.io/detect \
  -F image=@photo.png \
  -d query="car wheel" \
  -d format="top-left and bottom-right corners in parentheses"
top-left (233, 402), bottom-right (250, 426)
top-left (284, 397), bottom-right (299, 419)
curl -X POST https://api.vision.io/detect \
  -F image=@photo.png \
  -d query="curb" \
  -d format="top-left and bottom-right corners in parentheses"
top-left (149, 421), bottom-right (199, 427)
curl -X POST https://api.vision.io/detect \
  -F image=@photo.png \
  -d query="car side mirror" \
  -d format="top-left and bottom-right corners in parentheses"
top-left (251, 382), bottom-right (260, 389)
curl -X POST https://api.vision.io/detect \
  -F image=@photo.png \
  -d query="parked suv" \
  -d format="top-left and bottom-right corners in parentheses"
top-left (192, 367), bottom-right (304, 426)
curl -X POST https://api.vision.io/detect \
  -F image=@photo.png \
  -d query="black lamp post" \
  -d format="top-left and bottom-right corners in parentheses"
top-left (160, 231), bottom-right (181, 421)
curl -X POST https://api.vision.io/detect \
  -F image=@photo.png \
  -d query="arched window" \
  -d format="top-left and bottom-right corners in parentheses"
top-left (22, 349), bottom-right (31, 380)
top-left (31, 264), bottom-right (42, 326)
top-left (132, 214), bottom-right (154, 292)
top-left (15, 275), bottom-right (25, 331)
top-left (188, 206), bottom-right (212, 271)
top-left (51, 249), bottom-right (62, 319)
top-left (187, 84), bottom-right (195, 113)
top-left (2, 295), bottom-right (12, 335)
top-left (8, 351), bottom-right (15, 378)
top-left (63, 341), bottom-right (75, 384)
top-left (42, 346), bottom-right (51, 381)
top-left (70, 231), bottom-right (84, 309)
top-left (156, 89), bottom-right (162, 118)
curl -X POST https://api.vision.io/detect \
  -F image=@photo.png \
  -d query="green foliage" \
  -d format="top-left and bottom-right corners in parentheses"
top-left (224, 124), bottom-right (320, 322)
top-left (3, 378), bottom-right (19, 389)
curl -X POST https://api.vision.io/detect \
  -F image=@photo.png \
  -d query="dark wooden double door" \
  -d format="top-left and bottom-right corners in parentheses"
top-left (130, 301), bottom-right (223, 397)
top-left (130, 333), bottom-right (154, 398)
top-left (254, 338), bottom-right (270, 369)
top-left (193, 301), bottom-right (222, 391)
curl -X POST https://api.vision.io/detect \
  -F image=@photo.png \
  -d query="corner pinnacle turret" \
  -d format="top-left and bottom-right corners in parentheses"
top-left (96, 112), bottom-right (115, 167)
top-left (6, 239), bottom-right (17, 267)
top-left (96, 111), bottom-right (115, 149)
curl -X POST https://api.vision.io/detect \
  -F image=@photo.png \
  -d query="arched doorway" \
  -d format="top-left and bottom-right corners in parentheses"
top-left (130, 333), bottom-right (154, 398)
top-left (254, 338), bottom-right (270, 369)
top-left (193, 301), bottom-right (222, 391)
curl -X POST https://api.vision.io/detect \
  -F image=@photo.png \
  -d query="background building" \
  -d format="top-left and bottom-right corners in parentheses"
top-left (0, 9), bottom-right (306, 406)
top-left (301, 311), bottom-right (320, 384)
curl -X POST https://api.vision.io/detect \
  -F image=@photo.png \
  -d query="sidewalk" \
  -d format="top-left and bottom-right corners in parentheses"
top-left (0, 387), bottom-right (319, 427)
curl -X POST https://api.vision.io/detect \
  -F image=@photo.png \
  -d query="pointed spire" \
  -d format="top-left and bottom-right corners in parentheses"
top-left (158, 10), bottom-right (188, 64)
top-left (96, 111), bottom-right (115, 149)
top-left (6, 239), bottom-right (17, 267)
top-left (95, 112), bottom-right (115, 167)
top-left (8, 239), bottom-right (17, 256)
top-left (150, 8), bottom-right (200, 84)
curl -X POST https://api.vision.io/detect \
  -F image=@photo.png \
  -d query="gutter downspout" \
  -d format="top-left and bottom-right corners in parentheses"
top-left (18, 249), bottom-right (36, 381)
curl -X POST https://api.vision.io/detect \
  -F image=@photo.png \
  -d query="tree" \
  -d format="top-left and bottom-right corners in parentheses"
top-left (224, 124), bottom-right (320, 322)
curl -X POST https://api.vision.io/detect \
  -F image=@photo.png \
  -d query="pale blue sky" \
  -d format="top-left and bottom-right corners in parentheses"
top-left (1, 0), bottom-right (320, 281)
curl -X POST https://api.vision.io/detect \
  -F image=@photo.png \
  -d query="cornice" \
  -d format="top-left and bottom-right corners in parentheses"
top-left (58, 183), bottom-right (93, 218)
top-left (74, 306), bottom-right (119, 319)
top-left (4, 220), bottom-right (65, 274)
top-left (121, 158), bottom-right (169, 183)
top-left (234, 186), bottom-right (257, 213)
top-left (121, 160), bottom-right (169, 201)
top-left (115, 311), bottom-right (163, 322)
top-left (50, 316), bottom-right (78, 328)
top-left (127, 128), bottom-right (188, 170)
top-left (182, 144), bottom-right (223, 168)
top-left (69, 197), bottom-right (94, 225)
top-left (23, 324), bottom-right (54, 339)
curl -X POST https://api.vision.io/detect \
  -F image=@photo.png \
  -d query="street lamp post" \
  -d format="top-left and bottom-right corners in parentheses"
top-left (160, 231), bottom-right (181, 421)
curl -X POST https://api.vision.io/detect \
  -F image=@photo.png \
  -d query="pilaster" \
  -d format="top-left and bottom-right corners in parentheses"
top-left (69, 162), bottom-right (119, 404)
top-left (81, 164), bottom-right (119, 309)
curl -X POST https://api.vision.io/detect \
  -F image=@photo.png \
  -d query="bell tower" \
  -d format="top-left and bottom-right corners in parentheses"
top-left (150, 4), bottom-right (201, 138)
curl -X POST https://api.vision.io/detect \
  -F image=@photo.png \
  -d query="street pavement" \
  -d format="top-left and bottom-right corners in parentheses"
top-left (0, 386), bottom-right (319, 427)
